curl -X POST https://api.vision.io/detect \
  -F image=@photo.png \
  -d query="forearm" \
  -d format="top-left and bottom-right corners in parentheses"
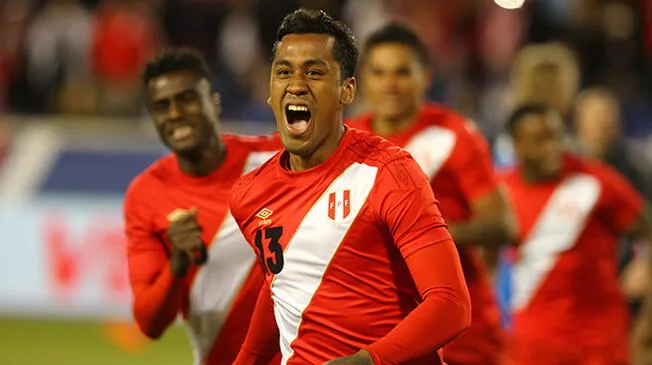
top-left (365, 241), bottom-right (471, 364)
top-left (233, 284), bottom-right (280, 365)
top-left (132, 267), bottom-right (187, 339)
top-left (448, 214), bottom-right (516, 248)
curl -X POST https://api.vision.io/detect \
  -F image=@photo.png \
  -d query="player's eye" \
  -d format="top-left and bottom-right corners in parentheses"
top-left (179, 91), bottom-right (198, 102)
top-left (306, 69), bottom-right (324, 78)
top-left (396, 68), bottom-right (411, 76)
top-left (152, 100), bottom-right (169, 112)
top-left (276, 69), bottom-right (291, 77)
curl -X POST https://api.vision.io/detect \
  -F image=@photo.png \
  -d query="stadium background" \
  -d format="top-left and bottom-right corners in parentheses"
top-left (1, 0), bottom-right (652, 364)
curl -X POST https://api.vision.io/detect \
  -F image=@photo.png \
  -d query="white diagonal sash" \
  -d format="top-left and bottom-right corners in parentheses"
top-left (403, 126), bottom-right (457, 179)
top-left (511, 173), bottom-right (601, 311)
top-left (270, 162), bottom-right (378, 364)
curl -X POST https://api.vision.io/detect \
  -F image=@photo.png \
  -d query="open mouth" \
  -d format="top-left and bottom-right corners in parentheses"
top-left (285, 104), bottom-right (312, 135)
top-left (169, 124), bottom-right (194, 142)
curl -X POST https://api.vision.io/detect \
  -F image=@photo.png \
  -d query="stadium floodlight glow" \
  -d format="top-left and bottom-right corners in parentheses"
top-left (494, 0), bottom-right (525, 10)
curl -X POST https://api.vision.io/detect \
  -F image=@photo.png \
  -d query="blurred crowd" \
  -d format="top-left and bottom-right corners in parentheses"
top-left (1, 0), bottom-right (652, 141)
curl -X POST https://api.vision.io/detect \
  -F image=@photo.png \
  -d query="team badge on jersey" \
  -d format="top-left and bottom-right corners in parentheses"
top-left (328, 190), bottom-right (351, 222)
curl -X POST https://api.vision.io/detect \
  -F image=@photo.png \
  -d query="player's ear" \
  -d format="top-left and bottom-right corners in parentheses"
top-left (266, 96), bottom-right (271, 106)
top-left (340, 77), bottom-right (356, 106)
top-left (213, 93), bottom-right (222, 117)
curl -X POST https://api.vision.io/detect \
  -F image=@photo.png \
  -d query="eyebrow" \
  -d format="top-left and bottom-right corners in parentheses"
top-left (274, 58), bottom-right (328, 68)
top-left (150, 88), bottom-right (196, 103)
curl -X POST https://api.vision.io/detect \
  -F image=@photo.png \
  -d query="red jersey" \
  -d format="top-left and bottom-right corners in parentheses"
top-left (499, 154), bottom-right (644, 365)
top-left (124, 134), bottom-right (281, 365)
top-left (230, 128), bottom-right (470, 365)
top-left (348, 103), bottom-right (503, 364)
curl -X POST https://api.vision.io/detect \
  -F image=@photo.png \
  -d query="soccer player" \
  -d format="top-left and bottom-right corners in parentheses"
top-left (230, 9), bottom-right (471, 365)
top-left (123, 48), bottom-right (281, 365)
top-left (499, 104), bottom-right (652, 365)
top-left (347, 23), bottom-right (516, 365)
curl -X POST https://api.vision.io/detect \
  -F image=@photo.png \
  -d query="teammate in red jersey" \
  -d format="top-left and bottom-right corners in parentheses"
top-left (123, 48), bottom-right (282, 365)
top-left (498, 104), bottom-right (652, 365)
top-left (230, 9), bottom-right (471, 365)
top-left (347, 23), bottom-right (516, 365)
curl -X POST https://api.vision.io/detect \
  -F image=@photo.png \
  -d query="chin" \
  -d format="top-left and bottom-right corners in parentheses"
top-left (172, 142), bottom-right (202, 156)
top-left (281, 137), bottom-right (315, 157)
top-left (283, 142), bottom-right (313, 157)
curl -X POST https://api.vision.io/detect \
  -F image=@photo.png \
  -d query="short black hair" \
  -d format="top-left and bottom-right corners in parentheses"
top-left (273, 8), bottom-right (358, 79)
top-left (506, 103), bottom-right (553, 136)
top-left (142, 48), bottom-right (211, 86)
top-left (363, 23), bottom-right (429, 67)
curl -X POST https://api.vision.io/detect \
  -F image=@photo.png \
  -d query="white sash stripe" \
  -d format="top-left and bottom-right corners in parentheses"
top-left (185, 212), bottom-right (257, 363)
top-left (404, 126), bottom-right (457, 179)
top-left (271, 163), bottom-right (378, 364)
top-left (511, 173), bottom-right (601, 311)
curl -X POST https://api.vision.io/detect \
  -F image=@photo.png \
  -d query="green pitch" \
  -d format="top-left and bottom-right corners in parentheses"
top-left (0, 316), bottom-right (192, 365)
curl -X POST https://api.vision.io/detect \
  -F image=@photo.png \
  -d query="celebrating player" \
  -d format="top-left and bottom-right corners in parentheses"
top-left (499, 104), bottom-right (652, 365)
top-left (347, 23), bottom-right (516, 365)
top-left (230, 9), bottom-right (470, 365)
top-left (123, 48), bottom-right (281, 365)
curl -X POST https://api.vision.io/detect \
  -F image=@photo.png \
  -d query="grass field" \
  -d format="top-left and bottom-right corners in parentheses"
top-left (0, 317), bottom-right (192, 365)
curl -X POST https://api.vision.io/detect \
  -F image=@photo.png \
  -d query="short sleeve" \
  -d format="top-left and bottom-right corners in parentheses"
top-left (372, 154), bottom-right (452, 258)
top-left (229, 176), bottom-right (249, 233)
top-left (598, 163), bottom-right (645, 233)
top-left (451, 120), bottom-right (499, 200)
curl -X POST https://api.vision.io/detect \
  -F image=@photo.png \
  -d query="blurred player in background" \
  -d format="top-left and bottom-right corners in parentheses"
top-left (575, 87), bottom-right (652, 313)
top-left (231, 9), bottom-right (470, 365)
top-left (494, 42), bottom-right (581, 168)
top-left (499, 104), bottom-right (652, 365)
top-left (510, 42), bottom-right (580, 121)
top-left (123, 48), bottom-right (281, 365)
top-left (347, 23), bottom-right (516, 365)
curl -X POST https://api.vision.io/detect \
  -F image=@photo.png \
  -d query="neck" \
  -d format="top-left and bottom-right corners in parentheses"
top-left (176, 137), bottom-right (226, 176)
top-left (288, 124), bottom-right (346, 172)
top-left (371, 108), bottom-right (420, 136)
top-left (521, 168), bottom-right (560, 184)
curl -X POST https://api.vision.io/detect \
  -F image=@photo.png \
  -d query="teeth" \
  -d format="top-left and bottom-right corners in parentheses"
top-left (287, 105), bottom-right (309, 112)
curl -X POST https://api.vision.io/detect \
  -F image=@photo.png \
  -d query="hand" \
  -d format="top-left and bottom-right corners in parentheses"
top-left (323, 350), bottom-right (374, 365)
top-left (166, 207), bottom-right (207, 276)
top-left (621, 256), bottom-right (649, 300)
top-left (632, 310), bottom-right (652, 365)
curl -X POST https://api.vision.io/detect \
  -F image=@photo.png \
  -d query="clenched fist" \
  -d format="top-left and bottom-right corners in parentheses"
top-left (166, 207), bottom-right (208, 277)
top-left (323, 350), bottom-right (374, 365)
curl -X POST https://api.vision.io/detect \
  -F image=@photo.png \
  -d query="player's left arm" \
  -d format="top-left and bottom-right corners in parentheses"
top-left (329, 156), bottom-right (471, 365)
top-left (446, 127), bottom-right (518, 248)
top-left (599, 166), bottom-right (652, 363)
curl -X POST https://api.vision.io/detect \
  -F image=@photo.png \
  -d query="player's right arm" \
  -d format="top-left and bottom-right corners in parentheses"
top-left (124, 184), bottom-right (187, 339)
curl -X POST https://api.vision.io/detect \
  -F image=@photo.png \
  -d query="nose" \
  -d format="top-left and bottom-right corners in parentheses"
top-left (383, 74), bottom-right (399, 92)
top-left (168, 100), bottom-right (182, 120)
top-left (286, 76), bottom-right (309, 97)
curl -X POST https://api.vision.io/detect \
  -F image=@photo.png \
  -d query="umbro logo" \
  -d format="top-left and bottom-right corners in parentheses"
top-left (256, 208), bottom-right (273, 219)
top-left (256, 208), bottom-right (273, 226)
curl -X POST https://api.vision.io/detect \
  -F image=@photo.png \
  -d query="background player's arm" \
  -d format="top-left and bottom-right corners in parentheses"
top-left (598, 166), bottom-right (652, 363)
top-left (232, 284), bottom-right (280, 365)
top-left (124, 190), bottom-right (187, 339)
top-left (446, 129), bottom-right (518, 248)
top-left (361, 157), bottom-right (471, 364)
